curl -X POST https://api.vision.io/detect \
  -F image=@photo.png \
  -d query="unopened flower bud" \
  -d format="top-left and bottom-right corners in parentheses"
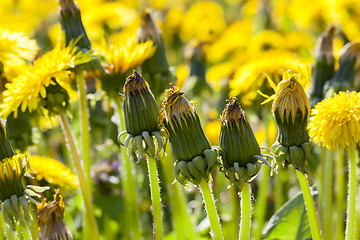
top-left (136, 9), bottom-right (173, 99)
top-left (159, 87), bottom-right (217, 185)
top-left (270, 75), bottom-right (312, 173)
top-left (119, 70), bottom-right (166, 160)
top-left (309, 25), bottom-right (335, 106)
top-left (324, 41), bottom-right (360, 97)
top-left (182, 39), bottom-right (212, 97)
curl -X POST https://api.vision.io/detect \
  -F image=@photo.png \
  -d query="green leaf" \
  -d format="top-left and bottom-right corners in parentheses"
top-left (262, 189), bottom-right (318, 240)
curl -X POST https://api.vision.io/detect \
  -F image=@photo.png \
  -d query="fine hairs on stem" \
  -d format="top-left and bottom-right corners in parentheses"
top-left (239, 183), bottom-right (252, 240)
top-left (199, 180), bottom-right (224, 240)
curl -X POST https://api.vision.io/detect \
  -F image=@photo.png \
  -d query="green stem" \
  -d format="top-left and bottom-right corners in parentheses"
top-left (199, 180), bottom-right (224, 240)
top-left (319, 147), bottom-right (326, 225)
top-left (59, 113), bottom-right (99, 240)
top-left (345, 146), bottom-right (357, 240)
top-left (322, 148), bottom-right (333, 240)
top-left (117, 101), bottom-right (142, 240)
top-left (253, 167), bottom-right (270, 240)
top-left (296, 169), bottom-right (322, 240)
top-left (239, 183), bottom-right (252, 240)
top-left (274, 169), bottom-right (284, 210)
top-left (230, 185), bottom-right (239, 239)
top-left (75, 71), bottom-right (92, 194)
top-left (160, 149), bottom-right (197, 239)
top-left (335, 149), bottom-right (345, 240)
top-left (147, 156), bottom-right (163, 239)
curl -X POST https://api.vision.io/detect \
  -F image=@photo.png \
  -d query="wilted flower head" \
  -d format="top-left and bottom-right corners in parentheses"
top-left (37, 189), bottom-right (72, 240)
top-left (260, 72), bottom-right (312, 173)
top-left (136, 9), bottom-right (173, 99)
top-left (309, 25), bottom-right (336, 107)
top-left (119, 71), bottom-right (165, 160)
top-left (159, 87), bottom-right (218, 185)
top-left (309, 91), bottom-right (360, 150)
top-left (0, 40), bottom-right (93, 118)
top-left (219, 97), bottom-right (274, 187)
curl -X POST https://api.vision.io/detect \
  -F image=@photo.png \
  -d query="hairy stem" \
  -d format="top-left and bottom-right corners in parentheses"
top-left (335, 149), bottom-right (345, 240)
top-left (296, 169), bottom-right (322, 240)
top-left (345, 146), bottom-right (357, 240)
top-left (59, 113), bottom-right (99, 240)
top-left (239, 183), bottom-right (252, 240)
top-left (147, 156), bottom-right (163, 239)
top-left (199, 180), bottom-right (224, 240)
top-left (322, 149), bottom-right (333, 240)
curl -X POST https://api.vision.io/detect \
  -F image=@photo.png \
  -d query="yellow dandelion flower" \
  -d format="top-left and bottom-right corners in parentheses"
top-left (28, 156), bottom-right (78, 191)
top-left (230, 50), bottom-right (309, 105)
top-left (0, 40), bottom-right (93, 118)
top-left (0, 29), bottom-right (39, 66)
top-left (37, 189), bottom-right (72, 240)
top-left (308, 91), bottom-right (360, 149)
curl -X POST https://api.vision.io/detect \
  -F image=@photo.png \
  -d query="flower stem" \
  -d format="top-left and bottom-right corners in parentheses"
top-left (296, 169), bottom-right (322, 240)
top-left (59, 112), bottom-right (99, 240)
top-left (239, 183), bottom-right (252, 240)
top-left (75, 71), bottom-right (92, 194)
top-left (160, 150), bottom-right (197, 239)
top-left (117, 101), bottom-right (142, 240)
top-left (322, 148), bottom-right (333, 240)
top-left (253, 167), bottom-right (270, 240)
top-left (199, 180), bottom-right (224, 240)
top-left (147, 156), bottom-right (163, 239)
top-left (345, 146), bottom-right (357, 240)
top-left (335, 149), bottom-right (345, 240)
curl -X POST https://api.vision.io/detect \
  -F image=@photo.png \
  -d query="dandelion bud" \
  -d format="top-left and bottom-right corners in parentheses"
top-left (309, 26), bottom-right (335, 107)
top-left (136, 9), bottom-right (173, 99)
top-left (120, 71), bottom-right (166, 160)
top-left (159, 87), bottom-right (217, 185)
top-left (59, 0), bottom-right (91, 52)
top-left (271, 76), bottom-right (312, 173)
top-left (324, 41), bottom-right (360, 97)
top-left (37, 189), bottom-right (73, 240)
top-left (59, 0), bottom-right (103, 72)
top-left (219, 97), bottom-right (262, 186)
top-left (182, 39), bottom-right (212, 97)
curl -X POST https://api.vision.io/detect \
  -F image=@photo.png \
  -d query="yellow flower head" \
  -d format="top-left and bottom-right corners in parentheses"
top-left (260, 72), bottom-right (310, 123)
top-left (28, 156), bottom-right (78, 192)
top-left (0, 29), bottom-right (39, 66)
top-left (37, 189), bottom-right (72, 240)
top-left (308, 91), bottom-right (360, 149)
top-left (100, 36), bottom-right (155, 76)
top-left (0, 154), bottom-right (28, 201)
top-left (0, 40), bottom-right (93, 118)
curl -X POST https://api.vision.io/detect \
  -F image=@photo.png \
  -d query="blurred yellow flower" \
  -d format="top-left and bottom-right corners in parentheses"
top-left (98, 36), bottom-right (155, 75)
top-left (205, 20), bottom-right (253, 62)
top-left (29, 156), bottom-right (78, 191)
top-left (0, 29), bottom-right (39, 66)
top-left (0, 40), bottom-right (93, 118)
top-left (308, 91), bottom-right (360, 149)
top-left (229, 50), bottom-right (309, 105)
top-left (180, 1), bottom-right (226, 42)
top-left (205, 120), bottom-right (221, 146)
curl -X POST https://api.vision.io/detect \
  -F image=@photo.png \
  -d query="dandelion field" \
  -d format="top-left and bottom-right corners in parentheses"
top-left (0, 0), bottom-right (360, 239)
